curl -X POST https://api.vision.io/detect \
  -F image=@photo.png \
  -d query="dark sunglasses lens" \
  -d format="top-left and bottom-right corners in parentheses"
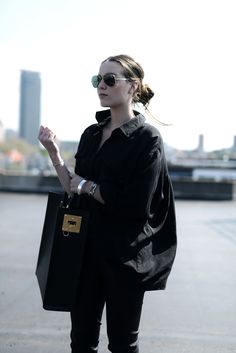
top-left (91, 75), bottom-right (101, 88)
top-left (103, 74), bottom-right (116, 87)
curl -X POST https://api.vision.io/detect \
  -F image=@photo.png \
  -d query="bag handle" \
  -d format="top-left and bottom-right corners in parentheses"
top-left (62, 192), bottom-right (81, 209)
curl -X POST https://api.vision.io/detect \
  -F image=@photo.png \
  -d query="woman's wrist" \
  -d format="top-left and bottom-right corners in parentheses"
top-left (78, 180), bottom-right (98, 197)
top-left (77, 179), bottom-right (87, 195)
top-left (50, 153), bottom-right (64, 167)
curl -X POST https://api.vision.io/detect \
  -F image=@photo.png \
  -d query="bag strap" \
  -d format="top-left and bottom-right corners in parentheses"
top-left (62, 192), bottom-right (81, 209)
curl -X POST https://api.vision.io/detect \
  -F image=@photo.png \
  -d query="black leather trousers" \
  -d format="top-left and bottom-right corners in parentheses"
top-left (70, 241), bottom-right (145, 353)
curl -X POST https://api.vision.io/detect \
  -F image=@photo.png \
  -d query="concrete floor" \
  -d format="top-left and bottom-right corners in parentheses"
top-left (0, 192), bottom-right (236, 353)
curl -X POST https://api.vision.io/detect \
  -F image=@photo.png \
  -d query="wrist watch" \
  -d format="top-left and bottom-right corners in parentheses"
top-left (89, 182), bottom-right (97, 197)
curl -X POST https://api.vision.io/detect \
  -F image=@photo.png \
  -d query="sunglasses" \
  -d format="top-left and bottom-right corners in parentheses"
top-left (91, 73), bottom-right (129, 88)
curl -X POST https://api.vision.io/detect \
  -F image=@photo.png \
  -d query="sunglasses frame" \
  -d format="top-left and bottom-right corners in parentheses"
top-left (91, 73), bottom-right (129, 88)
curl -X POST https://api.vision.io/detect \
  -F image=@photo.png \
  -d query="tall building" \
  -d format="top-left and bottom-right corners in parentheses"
top-left (19, 70), bottom-right (41, 145)
top-left (197, 134), bottom-right (204, 154)
top-left (232, 135), bottom-right (236, 152)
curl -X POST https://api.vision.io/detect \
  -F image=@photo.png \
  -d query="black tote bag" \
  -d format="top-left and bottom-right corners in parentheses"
top-left (35, 192), bottom-right (89, 311)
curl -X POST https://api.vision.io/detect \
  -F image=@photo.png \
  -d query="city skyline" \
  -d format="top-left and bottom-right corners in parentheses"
top-left (1, 117), bottom-right (235, 154)
top-left (0, 0), bottom-right (236, 151)
top-left (0, 60), bottom-right (235, 152)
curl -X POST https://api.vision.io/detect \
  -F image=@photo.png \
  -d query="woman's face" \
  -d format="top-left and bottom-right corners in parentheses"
top-left (96, 61), bottom-right (133, 108)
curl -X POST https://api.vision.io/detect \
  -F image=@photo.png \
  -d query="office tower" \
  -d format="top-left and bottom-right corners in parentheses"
top-left (19, 70), bottom-right (41, 145)
top-left (232, 135), bottom-right (236, 152)
top-left (197, 134), bottom-right (204, 153)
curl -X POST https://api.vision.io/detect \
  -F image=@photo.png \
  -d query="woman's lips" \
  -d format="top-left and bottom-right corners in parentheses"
top-left (99, 93), bottom-right (108, 98)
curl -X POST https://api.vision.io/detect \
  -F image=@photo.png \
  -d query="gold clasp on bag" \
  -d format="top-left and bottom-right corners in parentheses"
top-left (62, 214), bottom-right (82, 235)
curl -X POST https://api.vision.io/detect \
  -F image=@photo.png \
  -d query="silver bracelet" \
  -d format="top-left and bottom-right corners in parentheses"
top-left (89, 182), bottom-right (97, 197)
top-left (77, 179), bottom-right (87, 195)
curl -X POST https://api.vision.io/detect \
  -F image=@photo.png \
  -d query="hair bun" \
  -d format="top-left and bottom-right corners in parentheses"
top-left (138, 84), bottom-right (154, 108)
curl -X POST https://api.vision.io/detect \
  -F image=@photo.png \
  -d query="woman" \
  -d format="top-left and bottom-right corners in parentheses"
top-left (38, 54), bottom-right (177, 353)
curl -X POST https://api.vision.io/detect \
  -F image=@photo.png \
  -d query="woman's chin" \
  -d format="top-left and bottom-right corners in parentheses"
top-left (100, 101), bottom-right (109, 107)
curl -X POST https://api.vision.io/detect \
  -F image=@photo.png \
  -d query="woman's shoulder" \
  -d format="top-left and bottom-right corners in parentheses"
top-left (138, 118), bottom-right (163, 145)
top-left (143, 121), bottom-right (162, 135)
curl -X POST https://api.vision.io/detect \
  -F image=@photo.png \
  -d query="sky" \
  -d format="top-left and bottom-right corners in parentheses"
top-left (0, 0), bottom-right (236, 151)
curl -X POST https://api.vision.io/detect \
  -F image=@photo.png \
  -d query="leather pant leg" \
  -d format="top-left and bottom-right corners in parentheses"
top-left (70, 243), bottom-right (106, 353)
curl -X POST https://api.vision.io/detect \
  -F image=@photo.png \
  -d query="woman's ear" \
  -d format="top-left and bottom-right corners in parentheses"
top-left (128, 81), bottom-right (139, 96)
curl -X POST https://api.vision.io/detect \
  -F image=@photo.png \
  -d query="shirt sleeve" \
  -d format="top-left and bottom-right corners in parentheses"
top-left (99, 135), bottom-right (165, 219)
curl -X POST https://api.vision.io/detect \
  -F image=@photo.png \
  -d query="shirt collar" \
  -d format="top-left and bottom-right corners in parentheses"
top-left (95, 109), bottom-right (146, 137)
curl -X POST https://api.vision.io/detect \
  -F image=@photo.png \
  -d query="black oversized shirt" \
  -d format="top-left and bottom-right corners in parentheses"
top-left (74, 109), bottom-right (177, 290)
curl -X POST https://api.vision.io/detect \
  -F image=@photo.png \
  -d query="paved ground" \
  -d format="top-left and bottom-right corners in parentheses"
top-left (0, 192), bottom-right (236, 353)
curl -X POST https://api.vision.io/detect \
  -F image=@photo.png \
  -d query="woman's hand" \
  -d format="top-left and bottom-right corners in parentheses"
top-left (70, 174), bottom-right (85, 194)
top-left (38, 125), bottom-right (59, 155)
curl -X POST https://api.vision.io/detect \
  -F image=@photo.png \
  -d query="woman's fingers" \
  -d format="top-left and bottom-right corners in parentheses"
top-left (38, 126), bottom-right (56, 142)
top-left (38, 126), bottom-right (59, 155)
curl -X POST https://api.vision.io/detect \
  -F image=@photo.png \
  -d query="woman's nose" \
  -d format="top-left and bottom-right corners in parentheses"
top-left (98, 79), bottom-right (107, 89)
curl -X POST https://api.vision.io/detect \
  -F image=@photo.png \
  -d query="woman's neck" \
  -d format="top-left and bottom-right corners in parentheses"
top-left (109, 106), bottom-right (134, 130)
